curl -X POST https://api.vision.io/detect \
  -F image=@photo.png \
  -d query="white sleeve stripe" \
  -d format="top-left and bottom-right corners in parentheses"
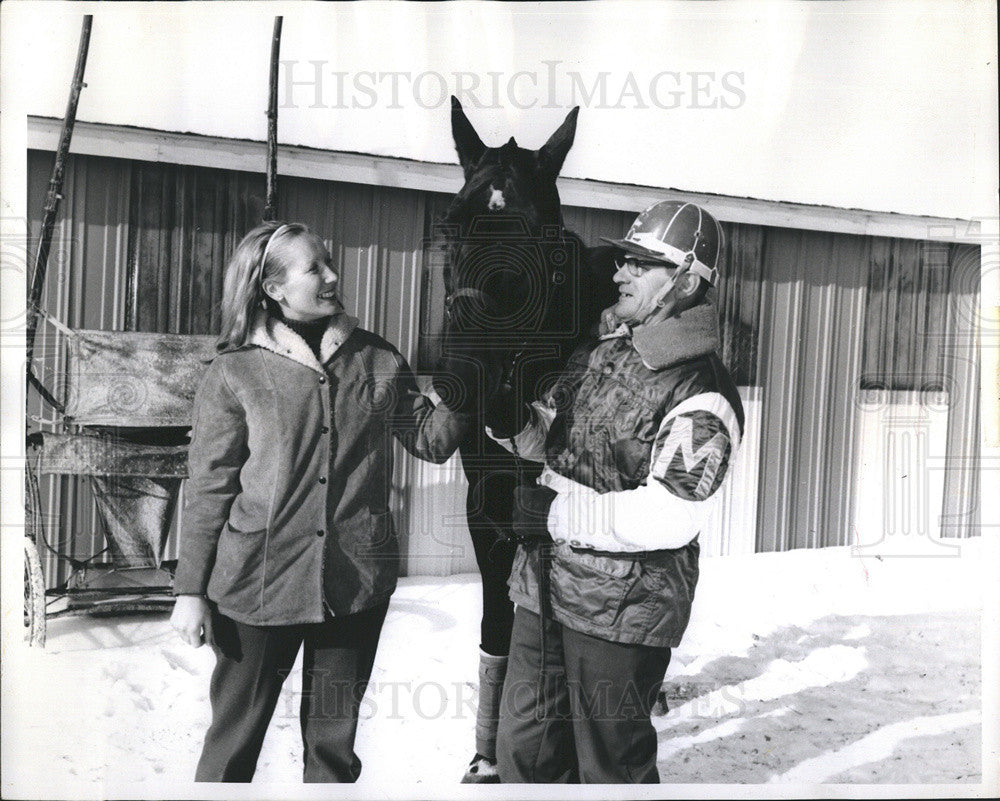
top-left (542, 392), bottom-right (741, 553)
top-left (658, 391), bottom-right (741, 454)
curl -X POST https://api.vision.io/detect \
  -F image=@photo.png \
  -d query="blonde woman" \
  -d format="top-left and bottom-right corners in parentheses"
top-left (171, 221), bottom-right (470, 782)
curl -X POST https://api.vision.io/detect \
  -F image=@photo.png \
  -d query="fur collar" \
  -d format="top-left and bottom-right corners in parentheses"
top-left (598, 302), bottom-right (719, 371)
top-left (247, 309), bottom-right (358, 372)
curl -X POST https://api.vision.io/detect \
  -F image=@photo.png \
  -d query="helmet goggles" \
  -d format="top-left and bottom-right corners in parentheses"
top-left (613, 254), bottom-right (678, 277)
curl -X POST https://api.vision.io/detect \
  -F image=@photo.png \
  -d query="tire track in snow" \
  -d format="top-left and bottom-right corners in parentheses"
top-left (658, 706), bottom-right (794, 758)
top-left (768, 709), bottom-right (981, 783)
top-left (656, 645), bottom-right (868, 730)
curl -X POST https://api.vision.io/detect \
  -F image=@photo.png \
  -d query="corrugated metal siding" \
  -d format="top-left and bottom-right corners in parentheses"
top-left (27, 149), bottom-right (980, 589)
top-left (28, 151), bottom-right (133, 587)
top-left (862, 239), bottom-right (952, 391)
top-left (857, 238), bottom-right (980, 543)
top-left (939, 245), bottom-right (980, 539)
top-left (700, 386), bottom-right (762, 556)
top-left (755, 229), bottom-right (980, 551)
top-left (756, 229), bottom-right (869, 552)
top-left (126, 163), bottom-right (261, 334)
top-left (853, 389), bottom-right (951, 551)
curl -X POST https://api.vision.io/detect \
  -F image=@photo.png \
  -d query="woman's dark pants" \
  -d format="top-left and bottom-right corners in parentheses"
top-left (195, 601), bottom-right (389, 783)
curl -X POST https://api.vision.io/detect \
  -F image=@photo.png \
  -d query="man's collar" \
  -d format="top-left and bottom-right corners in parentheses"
top-left (598, 302), bottom-right (719, 371)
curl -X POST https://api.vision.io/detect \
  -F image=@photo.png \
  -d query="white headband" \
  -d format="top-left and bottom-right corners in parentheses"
top-left (260, 223), bottom-right (292, 273)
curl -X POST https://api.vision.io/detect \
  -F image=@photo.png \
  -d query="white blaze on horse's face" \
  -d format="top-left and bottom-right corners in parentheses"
top-left (488, 186), bottom-right (506, 211)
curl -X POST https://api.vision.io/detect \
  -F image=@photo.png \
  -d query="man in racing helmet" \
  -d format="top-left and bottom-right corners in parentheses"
top-left (486, 199), bottom-right (745, 784)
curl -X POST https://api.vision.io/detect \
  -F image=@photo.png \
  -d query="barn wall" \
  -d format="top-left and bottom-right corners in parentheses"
top-left (27, 152), bottom-right (133, 588)
top-left (27, 149), bottom-right (980, 588)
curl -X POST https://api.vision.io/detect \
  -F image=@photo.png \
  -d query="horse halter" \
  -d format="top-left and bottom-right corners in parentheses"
top-left (443, 286), bottom-right (494, 326)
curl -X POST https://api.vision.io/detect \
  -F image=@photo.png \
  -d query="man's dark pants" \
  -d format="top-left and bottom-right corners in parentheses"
top-left (496, 606), bottom-right (671, 783)
top-left (195, 601), bottom-right (389, 783)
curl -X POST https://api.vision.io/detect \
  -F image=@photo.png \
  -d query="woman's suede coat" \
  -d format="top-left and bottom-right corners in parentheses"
top-left (174, 311), bottom-right (469, 625)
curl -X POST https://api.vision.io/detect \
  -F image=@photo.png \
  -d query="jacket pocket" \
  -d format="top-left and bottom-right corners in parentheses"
top-left (553, 541), bottom-right (634, 577)
top-left (365, 511), bottom-right (397, 598)
top-left (207, 522), bottom-right (266, 610)
top-left (507, 544), bottom-right (531, 597)
top-left (549, 541), bottom-right (638, 627)
top-left (336, 511), bottom-right (397, 595)
top-left (368, 510), bottom-right (395, 552)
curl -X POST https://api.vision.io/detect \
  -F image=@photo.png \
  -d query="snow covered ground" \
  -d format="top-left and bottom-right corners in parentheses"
top-left (1, 538), bottom-right (988, 798)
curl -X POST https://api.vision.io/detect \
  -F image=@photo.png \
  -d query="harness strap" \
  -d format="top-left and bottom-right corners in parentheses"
top-left (32, 306), bottom-right (78, 338)
top-left (446, 286), bottom-right (493, 305)
top-left (508, 432), bottom-right (550, 712)
top-left (28, 368), bottom-right (65, 414)
top-left (536, 539), bottom-right (553, 716)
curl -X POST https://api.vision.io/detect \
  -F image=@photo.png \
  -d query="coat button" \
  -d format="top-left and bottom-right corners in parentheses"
top-left (319, 376), bottom-right (326, 384)
top-left (322, 426), bottom-right (329, 434)
top-left (318, 476), bottom-right (327, 484)
top-left (316, 529), bottom-right (325, 537)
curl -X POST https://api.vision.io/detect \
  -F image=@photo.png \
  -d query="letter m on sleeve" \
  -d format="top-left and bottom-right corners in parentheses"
top-left (650, 393), bottom-right (741, 502)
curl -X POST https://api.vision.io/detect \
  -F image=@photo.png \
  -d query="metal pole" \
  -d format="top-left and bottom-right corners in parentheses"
top-left (263, 16), bottom-right (283, 221)
top-left (25, 15), bottom-right (93, 375)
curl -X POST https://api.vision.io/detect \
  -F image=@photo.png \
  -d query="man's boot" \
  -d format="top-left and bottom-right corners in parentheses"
top-left (461, 649), bottom-right (508, 783)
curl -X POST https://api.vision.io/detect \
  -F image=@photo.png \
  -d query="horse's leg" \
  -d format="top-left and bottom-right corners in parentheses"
top-left (458, 437), bottom-right (519, 782)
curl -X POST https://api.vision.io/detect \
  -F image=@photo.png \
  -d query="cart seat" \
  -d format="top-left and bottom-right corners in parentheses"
top-left (33, 430), bottom-right (189, 478)
top-left (63, 330), bottom-right (216, 427)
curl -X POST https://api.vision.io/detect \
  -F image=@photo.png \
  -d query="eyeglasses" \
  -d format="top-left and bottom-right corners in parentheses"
top-left (614, 256), bottom-right (676, 277)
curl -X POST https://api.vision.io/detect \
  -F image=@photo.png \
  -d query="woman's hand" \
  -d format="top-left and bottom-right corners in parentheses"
top-left (170, 595), bottom-right (214, 648)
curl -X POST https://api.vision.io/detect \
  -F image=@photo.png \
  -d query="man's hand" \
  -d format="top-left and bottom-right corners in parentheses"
top-left (484, 381), bottom-right (530, 440)
top-left (512, 485), bottom-right (558, 543)
top-left (170, 595), bottom-right (214, 648)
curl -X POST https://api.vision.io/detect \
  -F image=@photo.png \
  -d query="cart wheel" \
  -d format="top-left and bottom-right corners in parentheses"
top-left (24, 536), bottom-right (47, 647)
top-left (24, 455), bottom-right (47, 646)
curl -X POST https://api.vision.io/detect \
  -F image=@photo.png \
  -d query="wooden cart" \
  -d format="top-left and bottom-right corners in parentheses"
top-left (24, 327), bottom-right (215, 645)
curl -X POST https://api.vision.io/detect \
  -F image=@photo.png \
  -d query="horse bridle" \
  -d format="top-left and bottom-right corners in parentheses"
top-left (444, 253), bottom-right (564, 397)
top-left (443, 286), bottom-right (494, 327)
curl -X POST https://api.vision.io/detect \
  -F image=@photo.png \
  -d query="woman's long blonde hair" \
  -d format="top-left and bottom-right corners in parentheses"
top-left (217, 221), bottom-right (310, 350)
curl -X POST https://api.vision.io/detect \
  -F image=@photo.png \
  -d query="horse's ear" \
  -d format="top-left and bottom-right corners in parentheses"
top-left (451, 95), bottom-right (486, 178)
top-left (539, 106), bottom-right (579, 176)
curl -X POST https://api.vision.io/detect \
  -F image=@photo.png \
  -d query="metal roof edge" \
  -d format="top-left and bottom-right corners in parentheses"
top-left (27, 116), bottom-right (982, 243)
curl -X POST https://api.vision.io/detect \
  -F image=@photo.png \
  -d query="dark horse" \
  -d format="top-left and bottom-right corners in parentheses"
top-left (432, 97), bottom-right (619, 779)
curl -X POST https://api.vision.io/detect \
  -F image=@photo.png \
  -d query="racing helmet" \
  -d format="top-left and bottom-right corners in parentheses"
top-left (601, 200), bottom-right (723, 285)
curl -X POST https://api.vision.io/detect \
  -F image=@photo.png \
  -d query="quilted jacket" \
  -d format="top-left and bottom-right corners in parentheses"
top-left (497, 303), bottom-right (745, 648)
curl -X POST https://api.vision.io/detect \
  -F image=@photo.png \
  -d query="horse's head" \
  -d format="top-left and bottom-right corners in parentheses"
top-left (440, 97), bottom-right (579, 340)
top-left (447, 96), bottom-right (578, 235)
top-left (433, 98), bottom-right (593, 416)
